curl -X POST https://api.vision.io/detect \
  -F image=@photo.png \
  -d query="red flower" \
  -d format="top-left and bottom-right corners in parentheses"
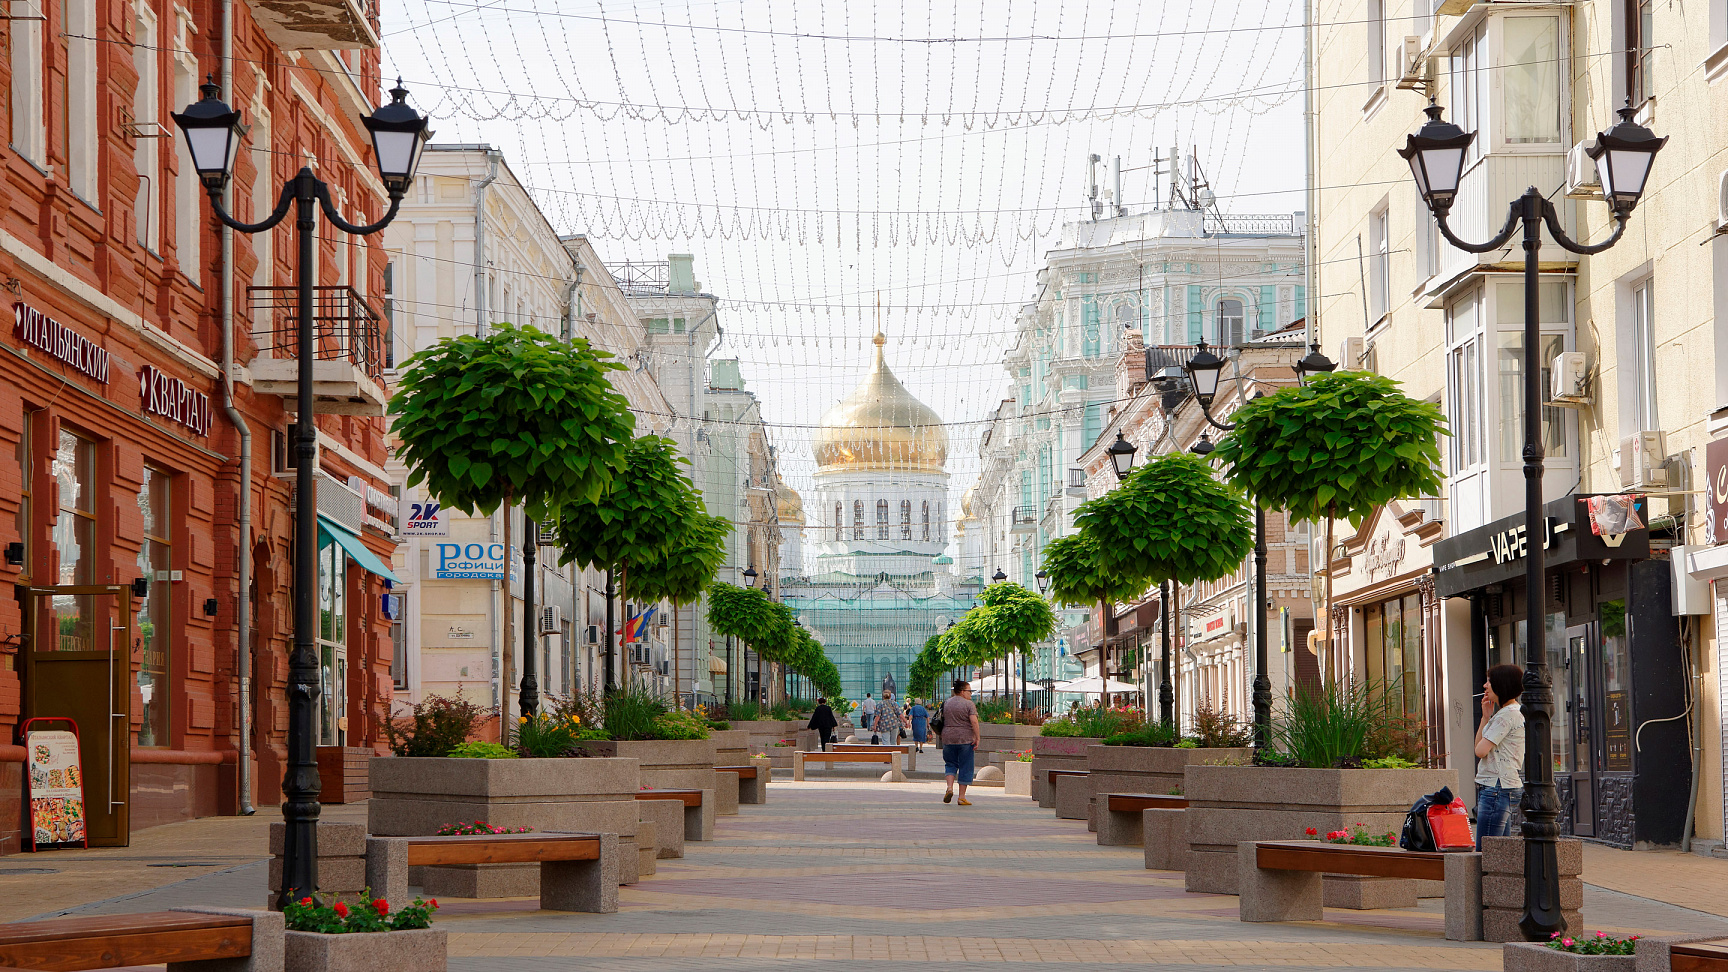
top-left (374, 898), bottom-right (389, 914)
top-left (299, 897), bottom-right (313, 906)
top-left (429, 899), bottom-right (439, 909)
top-left (333, 902), bottom-right (348, 918)
top-left (1305, 827), bottom-right (1317, 836)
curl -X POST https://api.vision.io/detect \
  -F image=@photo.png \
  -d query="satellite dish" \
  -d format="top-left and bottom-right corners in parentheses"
top-left (1195, 188), bottom-right (1216, 209)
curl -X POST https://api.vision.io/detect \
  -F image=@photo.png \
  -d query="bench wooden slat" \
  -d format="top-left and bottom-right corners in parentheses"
top-left (1671, 941), bottom-right (1728, 972)
top-left (1106, 793), bottom-right (1188, 811)
top-left (0, 913), bottom-right (252, 972)
top-left (1047, 769), bottom-right (1089, 782)
top-left (1255, 840), bottom-right (1446, 882)
top-left (833, 744), bottom-right (910, 752)
top-left (798, 751), bottom-right (892, 761)
top-left (716, 765), bottom-right (758, 779)
top-left (403, 833), bottom-right (601, 867)
top-left (636, 789), bottom-right (703, 807)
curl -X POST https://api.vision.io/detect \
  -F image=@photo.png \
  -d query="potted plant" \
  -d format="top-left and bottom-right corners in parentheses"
top-left (1503, 933), bottom-right (1640, 972)
top-left (1004, 750), bottom-right (1034, 797)
top-left (283, 893), bottom-right (444, 972)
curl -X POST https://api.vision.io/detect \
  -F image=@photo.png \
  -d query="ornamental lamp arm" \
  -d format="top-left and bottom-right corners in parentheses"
top-left (208, 179), bottom-right (295, 235)
top-left (316, 181), bottom-right (406, 236)
top-left (1541, 197), bottom-right (1629, 256)
top-left (1433, 199), bottom-right (1521, 255)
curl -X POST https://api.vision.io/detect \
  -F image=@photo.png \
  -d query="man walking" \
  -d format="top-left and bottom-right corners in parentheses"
top-left (941, 680), bottom-right (981, 806)
top-left (808, 698), bottom-right (838, 752)
top-left (861, 693), bottom-right (876, 732)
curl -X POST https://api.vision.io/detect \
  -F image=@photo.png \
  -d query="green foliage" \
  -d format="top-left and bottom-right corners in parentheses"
top-left (1210, 371), bottom-right (1447, 526)
top-left (725, 700), bottom-right (763, 721)
top-left (908, 636), bottom-right (946, 700)
top-left (282, 892), bottom-right (438, 933)
top-left (1073, 453), bottom-right (1254, 588)
top-left (1041, 532), bottom-right (1145, 609)
top-left (1270, 679), bottom-right (1426, 768)
top-left (1318, 824), bottom-right (1396, 846)
top-left (938, 582), bottom-right (1055, 667)
top-left (1040, 705), bottom-right (1141, 739)
top-left (707, 583), bottom-right (793, 644)
top-left (1039, 717), bottom-right (1082, 737)
top-left (975, 697), bottom-right (1015, 724)
top-left (1191, 700), bottom-right (1253, 749)
top-left (379, 692), bottom-right (488, 757)
top-left (391, 323), bottom-right (635, 521)
top-left (446, 742), bottom-right (518, 759)
top-left (648, 709), bottom-right (712, 740)
top-left (1547, 933), bottom-right (1641, 955)
top-left (1102, 722), bottom-right (1178, 747)
top-left (556, 436), bottom-right (713, 588)
top-left (1362, 755), bottom-right (1419, 769)
top-left (626, 507), bottom-right (731, 605)
top-left (515, 711), bottom-right (583, 757)
top-left (601, 681), bottom-right (672, 741)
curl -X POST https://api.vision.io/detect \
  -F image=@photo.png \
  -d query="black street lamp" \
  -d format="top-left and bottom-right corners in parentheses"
top-left (1294, 342), bottom-right (1338, 382)
top-left (992, 568), bottom-right (1007, 583)
top-left (1034, 569), bottom-right (1049, 594)
top-left (1183, 341), bottom-right (1273, 753)
top-left (1106, 431), bottom-right (1138, 482)
top-left (175, 78), bottom-right (429, 910)
top-left (743, 564), bottom-right (759, 588)
top-left (1402, 99), bottom-right (1663, 942)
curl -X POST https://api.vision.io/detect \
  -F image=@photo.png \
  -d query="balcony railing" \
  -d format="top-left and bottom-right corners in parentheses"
top-left (607, 261), bottom-right (670, 297)
top-left (247, 285), bottom-right (386, 378)
top-left (1204, 213), bottom-right (1303, 236)
top-left (1010, 506), bottom-right (1038, 534)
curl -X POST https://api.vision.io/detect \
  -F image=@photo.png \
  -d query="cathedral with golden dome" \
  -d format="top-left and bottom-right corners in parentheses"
top-left (777, 333), bottom-right (979, 702)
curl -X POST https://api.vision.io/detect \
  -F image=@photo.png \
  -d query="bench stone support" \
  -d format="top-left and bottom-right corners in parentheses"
top-left (685, 791), bottom-right (717, 841)
top-left (739, 761), bottom-right (770, 804)
top-left (539, 833), bottom-right (619, 913)
top-left (794, 752), bottom-right (902, 782)
top-left (1143, 809), bottom-right (1189, 871)
top-left (366, 837), bottom-right (411, 914)
top-left (713, 771), bottom-right (741, 815)
top-left (1237, 841), bottom-right (1324, 922)
top-left (1054, 774), bottom-right (1091, 820)
top-left (1443, 852), bottom-right (1483, 942)
top-left (637, 798), bottom-right (685, 859)
top-left (168, 907), bottom-right (285, 972)
top-left (1097, 805), bottom-right (1143, 846)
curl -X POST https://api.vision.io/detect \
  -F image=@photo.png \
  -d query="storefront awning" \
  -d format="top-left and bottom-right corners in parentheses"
top-left (708, 655), bottom-right (728, 675)
top-left (318, 514), bottom-right (403, 584)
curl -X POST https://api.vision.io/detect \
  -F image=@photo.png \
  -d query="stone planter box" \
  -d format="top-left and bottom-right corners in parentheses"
top-left (711, 729), bottom-right (750, 763)
top-left (1084, 745), bottom-right (1249, 834)
top-left (1004, 760), bottom-right (1032, 797)
top-left (285, 928), bottom-right (446, 972)
top-left (732, 720), bottom-right (799, 754)
top-left (1182, 764), bottom-right (1458, 901)
top-left (368, 756), bottom-right (644, 888)
top-left (1503, 943), bottom-right (1633, 972)
top-left (570, 739), bottom-right (718, 791)
top-left (1029, 736), bottom-right (1101, 807)
top-left (1481, 836), bottom-right (1584, 941)
top-left (978, 723), bottom-right (1042, 764)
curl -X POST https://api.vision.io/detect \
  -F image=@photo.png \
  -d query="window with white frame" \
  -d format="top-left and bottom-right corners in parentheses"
top-left (1414, 185), bottom-right (1441, 281)
top-left (1628, 278), bottom-right (1658, 431)
top-left (132, 3), bottom-right (160, 249)
top-left (1446, 289), bottom-right (1484, 474)
top-left (1370, 205), bottom-right (1390, 322)
top-left (1217, 298), bottom-right (1244, 346)
top-left (1368, 0), bottom-right (1387, 83)
top-left (66, 0), bottom-right (97, 199)
top-left (1493, 282), bottom-right (1571, 461)
top-left (1627, 0), bottom-right (1654, 106)
top-left (10, 0), bottom-right (46, 165)
top-left (1502, 17), bottom-right (1562, 146)
top-left (1449, 21), bottom-right (1489, 166)
top-left (172, 42), bottom-right (200, 282)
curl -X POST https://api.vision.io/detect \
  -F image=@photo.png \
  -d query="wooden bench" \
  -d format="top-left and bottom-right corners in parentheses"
top-left (636, 788), bottom-right (714, 841)
top-left (717, 764), bottom-right (769, 805)
top-left (1672, 940), bottom-right (1728, 972)
top-left (366, 832), bottom-right (617, 913)
top-left (1238, 840), bottom-right (1481, 941)
top-left (833, 743), bottom-right (912, 753)
top-left (1096, 792), bottom-right (1188, 846)
top-left (0, 908), bottom-right (282, 972)
top-left (793, 750), bottom-right (905, 782)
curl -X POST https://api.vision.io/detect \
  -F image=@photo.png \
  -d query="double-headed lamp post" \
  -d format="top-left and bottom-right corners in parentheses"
top-left (1400, 100), bottom-right (1664, 942)
top-left (1184, 339), bottom-right (1334, 753)
top-left (173, 79), bottom-right (430, 909)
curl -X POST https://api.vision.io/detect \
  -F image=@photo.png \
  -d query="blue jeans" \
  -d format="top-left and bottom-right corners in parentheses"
top-left (1475, 785), bottom-right (1523, 849)
top-left (943, 743), bottom-right (976, 785)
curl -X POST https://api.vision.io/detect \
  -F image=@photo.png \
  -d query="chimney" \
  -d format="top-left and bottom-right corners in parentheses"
top-left (668, 254), bottom-right (696, 295)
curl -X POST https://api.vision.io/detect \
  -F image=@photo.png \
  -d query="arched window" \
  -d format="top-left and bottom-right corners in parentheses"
top-left (900, 500), bottom-right (912, 539)
top-left (1217, 298), bottom-right (1245, 346)
top-left (834, 503), bottom-right (843, 541)
top-left (921, 501), bottom-right (931, 540)
top-left (853, 500), bottom-right (864, 539)
top-left (876, 499), bottom-right (889, 539)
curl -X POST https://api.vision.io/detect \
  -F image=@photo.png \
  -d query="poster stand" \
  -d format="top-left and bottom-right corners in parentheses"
top-left (18, 717), bottom-right (89, 851)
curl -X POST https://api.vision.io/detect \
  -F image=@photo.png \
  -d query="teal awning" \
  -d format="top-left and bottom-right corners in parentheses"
top-left (317, 514), bottom-right (403, 584)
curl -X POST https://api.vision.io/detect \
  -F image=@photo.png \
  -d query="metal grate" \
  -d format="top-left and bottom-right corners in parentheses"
top-left (246, 285), bottom-right (386, 378)
top-left (606, 261), bottom-right (670, 296)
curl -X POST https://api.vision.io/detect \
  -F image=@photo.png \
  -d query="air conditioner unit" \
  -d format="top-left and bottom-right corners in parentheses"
top-left (1565, 141), bottom-right (1604, 199)
top-left (628, 644), bottom-right (651, 666)
top-left (1717, 169), bottom-right (1728, 231)
top-left (1395, 36), bottom-right (1427, 90)
top-left (1548, 351), bottom-right (1590, 407)
top-left (1620, 431), bottom-right (1668, 488)
top-left (1338, 336), bottom-right (1365, 370)
top-left (585, 624), bottom-right (600, 645)
top-left (539, 605), bottom-right (562, 635)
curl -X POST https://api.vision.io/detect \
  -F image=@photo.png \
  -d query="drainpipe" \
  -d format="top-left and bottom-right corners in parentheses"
top-left (686, 301), bottom-right (716, 695)
top-left (221, 0), bottom-right (255, 815)
top-left (1302, 0), bottom-right (1318, 351)
top-left (473, 149), bottom-right (501, 337)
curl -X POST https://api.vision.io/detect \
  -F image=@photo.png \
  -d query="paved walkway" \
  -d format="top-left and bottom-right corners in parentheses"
top-left (7, 778), bottom-right (1727, 970)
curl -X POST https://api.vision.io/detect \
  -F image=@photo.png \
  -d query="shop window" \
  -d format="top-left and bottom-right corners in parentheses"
top-left (316, 541), bottom-right (348, 746)
top-left (1361, 593), bottom-right (1423, 719)
top-left (136, 467), bottom-right (171, 747)
top-left (1599, 599), bottom-right (1632, 771)
top-left (53, 429), bottom-right (96, 586)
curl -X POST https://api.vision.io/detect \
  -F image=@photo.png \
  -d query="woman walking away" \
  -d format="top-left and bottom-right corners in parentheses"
top-left (1474, 664), bottom-right (1526, 849)
top-left (941, 680), bottom-right (981, 805)
top-left (908, 698), bottom-right (930, 753)
top-left (872, 691), bottom-right (904, 746)
top-left (808, 697), bottom-right (838, 752)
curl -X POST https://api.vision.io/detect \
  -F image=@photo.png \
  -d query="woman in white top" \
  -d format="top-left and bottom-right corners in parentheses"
top-left (1474, 663), bottom-right (1527, 849)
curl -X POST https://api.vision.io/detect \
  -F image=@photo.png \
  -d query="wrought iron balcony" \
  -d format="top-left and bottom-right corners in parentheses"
top-left (246, 285), bottom-right (388, 416)
top-left (607, 260), bottom-right (670, 296)
top-left (1066, 468), bottom-right (1089, 497)
top-left (1010, 506), bottom-right (1038, 534)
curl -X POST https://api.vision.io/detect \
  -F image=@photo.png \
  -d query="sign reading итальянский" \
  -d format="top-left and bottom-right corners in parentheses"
top-left (13, 302), bottom-right (110, 383)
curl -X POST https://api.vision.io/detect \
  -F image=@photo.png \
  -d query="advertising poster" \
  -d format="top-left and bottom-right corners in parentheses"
top-left (25, 729), bottom-right (86, 848)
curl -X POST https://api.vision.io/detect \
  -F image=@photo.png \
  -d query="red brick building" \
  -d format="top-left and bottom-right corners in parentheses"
top-left (1, 0), bottom-right (399, 851)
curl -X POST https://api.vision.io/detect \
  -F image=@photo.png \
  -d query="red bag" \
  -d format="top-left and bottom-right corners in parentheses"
top-left (1426, 797), bottom-right (1474, 850)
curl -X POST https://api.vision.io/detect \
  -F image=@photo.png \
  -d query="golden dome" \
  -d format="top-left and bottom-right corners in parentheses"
top-left (813, 333), bottom-right (948, 474)
top-left (960, 484), bottom-right (977, 518)
top-left (776, 477), bottom-right (805, 523)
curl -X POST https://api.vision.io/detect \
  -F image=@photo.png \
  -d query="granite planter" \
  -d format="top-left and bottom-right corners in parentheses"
top-left (1085, 745), bottom-right (1248, 829)
top-left (1029, 736), bottom-right (1101, 807)
top-left (368, 756), bottom-right (644, 888)
top-left (1503, 943), bottom-right (1633, 972)
top-left (1182, 764), bottom-right (1458, 901)
top-left (978, 723), bottom-right (1042, 764)
top-left (711, 729), bottom-right (750, 764)
top-left (732, 720), bottom-right (800, 754)
top-left (570, 739), bottom-right (719, 791)
top-left (1004, 760), bottom-right (1032, 797)
top-left (285, 928), bottom-right (447, 972)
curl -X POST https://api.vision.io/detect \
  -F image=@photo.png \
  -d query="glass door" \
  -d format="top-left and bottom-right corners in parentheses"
top-left (1563, 624), bottom-right (1594, 837)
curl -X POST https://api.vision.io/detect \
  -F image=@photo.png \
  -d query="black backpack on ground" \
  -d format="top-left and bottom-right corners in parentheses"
top-left (1399, 786), bottom-right (1454, 852)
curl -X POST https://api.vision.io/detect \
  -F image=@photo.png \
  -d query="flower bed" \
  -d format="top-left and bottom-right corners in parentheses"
top-left (283, 893), bottom-right (446, 972)
top-left (1503, 936), bottom-right (1639, 972)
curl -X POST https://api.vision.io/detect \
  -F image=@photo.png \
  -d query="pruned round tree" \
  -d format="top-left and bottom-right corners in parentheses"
top-left (1074, 452), bottom-right (1254, 588)
top-left (1041, 532), bottom-right (1146, 609)
top-left (939, 581), bottom-right (1054, 667)
top-left (1209, 371), bottom-right (1447, 526)
top-left (391, 323), bottom-right (636, 521)
top-left (625, 507), bottom-right (731, 606)
top-left (555, 435), bottom-right (707, 586)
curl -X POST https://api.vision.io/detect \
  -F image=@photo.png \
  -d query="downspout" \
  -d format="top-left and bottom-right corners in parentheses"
top-left (688, 301), bottom-right (717, 698)
top-left (1302, 0), bottom-right (1318, 351)
top-left (221, 0), bottom-right (255, 815)
top-left (473, 149), bottom-right (501, 337)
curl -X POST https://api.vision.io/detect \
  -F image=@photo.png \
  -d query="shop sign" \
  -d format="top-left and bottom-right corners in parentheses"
top-left (138, 364), bottom-right (211, 436)
top-left (347, 475), bottom-right (399, 532)
top-left (402, 499), bottom-right (447, 537)
top-left (1363, 529), bottom-right (1407, 582)
top-left (1706, 438), bottom-right (1728, 545)
top-left (13, 302), bottom-right (111, 383)
top-left (1485, 518), bottom-right (1556, 566)
top-left (432, 542), bottom-right (520, 582)
top-left (24, 728), bottom-right (86, 849)
top-left (1204, 616), bottom-right (1225, 634)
